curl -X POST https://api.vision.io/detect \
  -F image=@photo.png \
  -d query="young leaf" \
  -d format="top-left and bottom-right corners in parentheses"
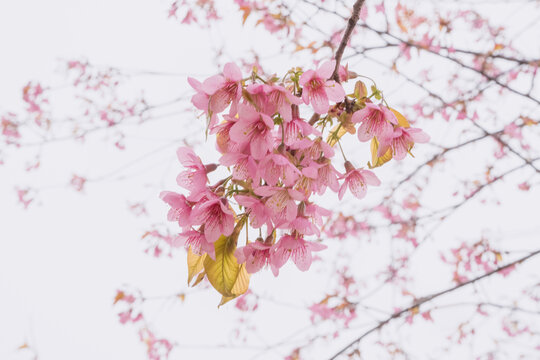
top-left (326, 124), bottom-right (348, 147)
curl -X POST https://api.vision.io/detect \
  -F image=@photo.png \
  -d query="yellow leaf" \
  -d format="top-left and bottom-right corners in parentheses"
top-left (217, 265), bottom-right (250, 307)
top-left (390, 108), bottom-right (410, 128)
top-left (230, 264), bottom-right (250, 296)
top-left (368, 137), bottom-right (393, 168)
top-left (187, 248), bottom-right (206, 285)
top-left (203, 235), bottom-right (246, 298)
top-left (192, 272), bottom-right (206, 287)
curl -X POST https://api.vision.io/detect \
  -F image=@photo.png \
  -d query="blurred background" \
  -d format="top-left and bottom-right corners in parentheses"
top-left (1, 1), bottom-right (540, 359)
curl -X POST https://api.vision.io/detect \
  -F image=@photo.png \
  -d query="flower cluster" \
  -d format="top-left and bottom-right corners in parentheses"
top-left (161, 60), bottom-right (428, 298)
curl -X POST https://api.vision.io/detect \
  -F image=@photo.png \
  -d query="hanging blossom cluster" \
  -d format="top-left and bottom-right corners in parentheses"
top-left (161, 61), bottom-right (429, 303)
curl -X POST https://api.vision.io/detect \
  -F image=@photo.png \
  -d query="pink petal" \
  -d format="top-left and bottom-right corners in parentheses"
top-left (361, 170), bottom-right (381, 186)
top-left (311, 91), bottom-right (330, 114)
top-left (201, 75), bottom-right (225, 95)
top-left (223, 62), bottom-right (242, 82)
top-left (298, 70), bottom-right (315, 86)
top-left (318, 60), bottom-right (336, 79)
top-left (325, 81), bottom-right (345, 102)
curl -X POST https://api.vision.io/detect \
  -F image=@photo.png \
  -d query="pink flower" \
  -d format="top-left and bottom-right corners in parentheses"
top-left (254, 186), bottom-right (304, 225)
top-left (235, 240), bottom-right (273, 274)
top-left (188, 77), bottom-right (209, 112)
top-left (210, 115), bottom-right (239, 154)
top-left (70, 174), bottom-right (86, 192)
top-left (138, 328), bottom-right (173, 360)
top-left (305, 203), bottom-right (332, 228)
top-left (177, 229), bottom-right (215, 259)
top-left (352, 103), bottom-right (397, 141)
top-left (284, 117), bottom-right (319, 146)
top-left (338, 162), bottom-right (381, 200)
top-left (270, 234), bottom-right (327, 275)
top-left (118, 309), bottom-right (143, 324)
top-left (159, 191), bottom-right (192, 227)
top-left (175, 147), bottom-right (208, 195)
top-left (299, 61), bottom-right (345, 114)
top-left (1, 113), bottom-right (21, 140)
top-left (229, 104), bottom-right (275, 159)
top-left (235, 195), bottom-right (272, 229)
top-left (295, 161), bottom-right (320, 195)
top-left (259, 153), bottom-right (301, 187)
top-left (503, 122), bottom-right (523, 140)
top-left (219, 152), bottom-right (258, 181)
top-left (378, 126), bottom-right (430, 160)
top-left (191, 197), bottom-right (234, 243)
top-left (266, 84), bottom-right (302, 122)
top-left (201, 62), bottom-right (243, 114)
top-left (314, 159), bottom-right (341, 194)
top-left (292, 137), bottom-right (334, 160)
top-left (286, 215), bottom-right (320, 237)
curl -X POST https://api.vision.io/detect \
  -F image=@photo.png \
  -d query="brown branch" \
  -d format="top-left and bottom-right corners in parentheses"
top-left (331, 0), bottom-right (366, 83)
top-left (328, 248), bottom-right (540, 359)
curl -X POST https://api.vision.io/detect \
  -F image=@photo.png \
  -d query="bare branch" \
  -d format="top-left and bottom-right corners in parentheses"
top-left (328, 249), bottom-right (540, 359)
top-left (331, 0), bottom-right (366, 82)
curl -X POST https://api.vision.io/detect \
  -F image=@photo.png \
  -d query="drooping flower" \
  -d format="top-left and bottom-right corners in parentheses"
top-left (305, 202), bottom-right (332, 228)
top-left (338, 161), bottom-right (381, 200)
top-left (254, 186), bottom-right (304, 225)
top-left (284, 116), bottom-right (319, 146)
top-left (259, 153), bottom-right (301, 187)
top-left (235, 195), bottom-right (272, 229)
top-left (229, 104), bottom-right (275, 159)
top-left (377, 126), bottom-right (430, 160)
top-left (270, 234), bottom-right (327, 275)
top-left (201, 62), bottom-right (243, 114)
top-left (210, 115), bottom-right (239, 154)
top-left (176, 229), bottom-right (216, 259)
top-left (299, 60), bottom-right (345, 114)
top-left (235, 239), bottom-right (273, 274)
top-left (190, 197), bottom-right (235, 243)
top-left (266, 84), bottom-right (303, 122)
top-left (352, 103), bottom-right (397, 141)
top-left (188, 77), bottom-right (209, 112)
top-left (175, 147), bottom-right (208, 195)
top-left (159, 191), bottom-right (193, 227)
top-left (292, 136), bottom-right (335, 161)
top-left (314, 158), bottom-right (341, 194)
top-left (219, 152), bottom-right (258, 182)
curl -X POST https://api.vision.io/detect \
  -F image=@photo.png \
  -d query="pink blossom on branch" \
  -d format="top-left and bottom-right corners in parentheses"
top-left (299, 60), bottom-right (345, 114)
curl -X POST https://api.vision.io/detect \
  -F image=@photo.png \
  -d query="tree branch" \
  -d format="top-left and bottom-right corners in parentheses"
top-left (331, 0), bottom-right (366, 82)
top-left (328, 248), bottom-right (540, 359)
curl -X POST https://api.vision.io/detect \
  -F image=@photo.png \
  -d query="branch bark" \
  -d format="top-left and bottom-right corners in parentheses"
top-left (330, 0), bottom-right (366, 83)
